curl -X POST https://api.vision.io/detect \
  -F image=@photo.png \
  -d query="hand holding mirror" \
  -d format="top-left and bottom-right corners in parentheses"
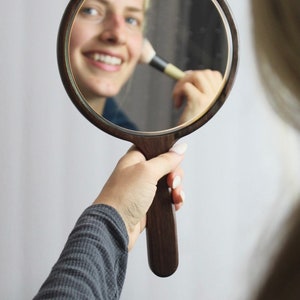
top-left (57, 0), bottom-right (238, 277)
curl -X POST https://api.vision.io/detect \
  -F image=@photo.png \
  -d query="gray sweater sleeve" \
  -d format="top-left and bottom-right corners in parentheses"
top-left (33, 204), bottom-right (129, 300)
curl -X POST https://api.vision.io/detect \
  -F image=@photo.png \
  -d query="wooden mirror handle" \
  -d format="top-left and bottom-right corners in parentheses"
top-left (146, 175), bottom-right (178, 277)
top-left (134, 136), bottom-right (178, 277)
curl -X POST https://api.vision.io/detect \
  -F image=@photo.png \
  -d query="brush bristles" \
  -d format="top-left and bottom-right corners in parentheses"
top-left (139, 39), bottom-right (156, 64)
top-left (139, 38), bottom-right (185, 80)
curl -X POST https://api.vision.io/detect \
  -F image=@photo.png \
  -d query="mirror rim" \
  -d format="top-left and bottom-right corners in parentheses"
top-left (57, 0), bottom-right (239, 142)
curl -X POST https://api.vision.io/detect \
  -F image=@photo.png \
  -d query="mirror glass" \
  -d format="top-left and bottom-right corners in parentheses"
top-left (66, 0), bottom-right (234, 133)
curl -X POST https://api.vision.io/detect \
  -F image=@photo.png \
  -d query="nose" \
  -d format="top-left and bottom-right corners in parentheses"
top-left (99, 14), bottom-right (126, 45)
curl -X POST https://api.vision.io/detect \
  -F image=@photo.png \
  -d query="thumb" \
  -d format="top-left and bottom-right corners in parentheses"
top-left (145, 143), bottom-right (188, 180)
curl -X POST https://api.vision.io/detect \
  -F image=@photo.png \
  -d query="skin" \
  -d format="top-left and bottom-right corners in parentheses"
top-left (94, 144), bottom-right (187, 250)
top-left (173, 70), bottom-right (223, 124)
top-left (70, 0), bottom-right (146, 112)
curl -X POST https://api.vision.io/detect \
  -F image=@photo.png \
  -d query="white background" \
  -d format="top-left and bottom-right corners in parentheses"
top-left (1, 0), bottom-right (300, 299)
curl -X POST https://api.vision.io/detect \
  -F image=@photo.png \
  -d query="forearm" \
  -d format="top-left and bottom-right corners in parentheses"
top-left (33, 204), bottom-right (129, 300)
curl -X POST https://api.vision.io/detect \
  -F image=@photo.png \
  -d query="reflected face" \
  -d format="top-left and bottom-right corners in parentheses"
top-left (70, 0), bottom-right (145, 101)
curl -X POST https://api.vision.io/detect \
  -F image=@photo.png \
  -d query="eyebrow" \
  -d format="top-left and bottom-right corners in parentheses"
top-left (96, 0), bottom-right (144, 13)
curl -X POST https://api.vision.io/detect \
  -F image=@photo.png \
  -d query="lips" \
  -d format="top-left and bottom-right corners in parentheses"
top-left (86, 52), bottom-right (122, 66)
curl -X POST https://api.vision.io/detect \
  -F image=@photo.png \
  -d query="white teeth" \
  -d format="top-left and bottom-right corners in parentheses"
top-left (91, 53), bottom-right (122, 65)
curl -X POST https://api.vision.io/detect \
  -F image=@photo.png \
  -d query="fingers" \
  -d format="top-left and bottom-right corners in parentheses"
top-left (117, 143), bottom-right (187, 211)
top-left (172, 188), bottom-right (185, 211)
top-left (167, 164), bottom-right (184, 189)
top-left (188, 70), bottom-right (223, 95)
top-left (167, 167), bottom-right (185, 211)
top-left (117, 144), bottom-right (187, 182)
top-left (173, 69), bottom-right (223, 108)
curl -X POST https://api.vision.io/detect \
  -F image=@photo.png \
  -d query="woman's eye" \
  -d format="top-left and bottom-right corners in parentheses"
top-left (81, 7), bottom-right (99, 16)
top-left (79, 5), bottom-right (105, 22)
top-left (126, 17), bottom-right (140, 27)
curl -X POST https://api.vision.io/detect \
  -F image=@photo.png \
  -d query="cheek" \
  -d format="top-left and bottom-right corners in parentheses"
top-left (129, 35), bottom-right (144, 62)
top-left (70, 23), bottom-right (93, 54)
top-left (70, 24), bottom-right (82, 51)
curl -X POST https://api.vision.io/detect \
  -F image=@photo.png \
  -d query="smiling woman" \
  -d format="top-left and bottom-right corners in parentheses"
top-left (69, 0), bottom-right (146, 117)
top-left (68, 0), bottom-right (226, 131)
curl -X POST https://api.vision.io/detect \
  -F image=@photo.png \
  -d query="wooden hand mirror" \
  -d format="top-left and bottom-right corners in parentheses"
top-left (57, 0), bottom-right (238, 277)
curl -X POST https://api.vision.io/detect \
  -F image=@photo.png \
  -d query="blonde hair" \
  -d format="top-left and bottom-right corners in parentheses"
top-left (143, 0), bottom-right (150, 11)
top-left (251, 3), bottom-right (300, 299)
top-left (252, 0), bottom-right (300, 130)
top-left (143, 0), bottom-right (150, 28)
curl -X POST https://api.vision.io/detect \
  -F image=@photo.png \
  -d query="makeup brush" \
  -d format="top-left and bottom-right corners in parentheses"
top-left (140, 39), bottom-right (185, 80)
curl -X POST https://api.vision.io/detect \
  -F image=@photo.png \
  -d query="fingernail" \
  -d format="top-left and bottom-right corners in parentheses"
top-left (170, 143), bottom-right (188, 155)
top-left (172, 175), bottom-right (181, 189)
top-left (180, 190), bottom-right (186, 203)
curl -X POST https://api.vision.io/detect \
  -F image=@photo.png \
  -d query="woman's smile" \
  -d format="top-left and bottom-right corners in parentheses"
top-left (84, 51), bottom-right (124, 72)
top-left (86, 53), bottom-right (122, 66)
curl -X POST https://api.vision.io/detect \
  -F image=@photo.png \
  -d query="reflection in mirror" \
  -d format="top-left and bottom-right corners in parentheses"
top-left (68, 0), bottom-right (231, 132)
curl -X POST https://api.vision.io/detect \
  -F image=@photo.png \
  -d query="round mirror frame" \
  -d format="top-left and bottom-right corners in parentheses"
top-left (57, 0), bottom-right (238, 143)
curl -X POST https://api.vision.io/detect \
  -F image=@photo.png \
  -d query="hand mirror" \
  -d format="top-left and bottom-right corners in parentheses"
top-left (57, 0), bottom-right (238, 277)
